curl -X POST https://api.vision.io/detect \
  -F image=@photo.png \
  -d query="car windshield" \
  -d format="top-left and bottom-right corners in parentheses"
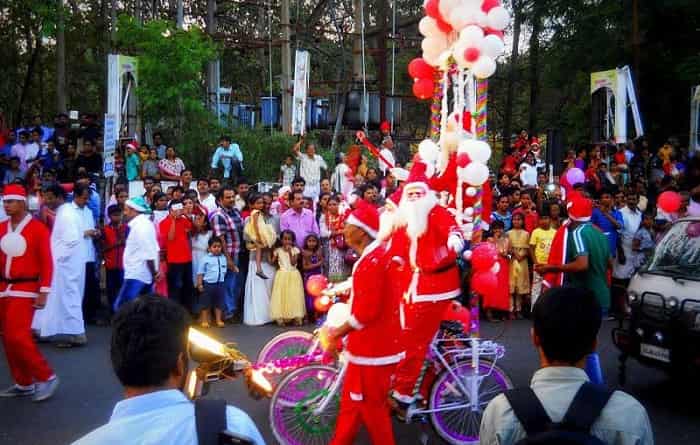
top-left (646, 220), bottom-right (700, 280)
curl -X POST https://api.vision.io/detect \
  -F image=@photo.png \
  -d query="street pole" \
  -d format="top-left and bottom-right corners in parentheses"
top-left (56, 0), bottom-right (66, 113)
top-left (281, 0), bottom-right (292, 134)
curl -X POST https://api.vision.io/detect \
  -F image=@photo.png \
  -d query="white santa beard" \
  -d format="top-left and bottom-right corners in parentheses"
top-left (398, 192), bottom-right (438, 241)
top-left (377, 208), bottom-right (397, 241)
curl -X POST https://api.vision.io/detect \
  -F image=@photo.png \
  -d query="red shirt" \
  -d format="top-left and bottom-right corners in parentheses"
top-left (158, 216), bottom-right (193, 264)
top-left (512, 208), bottom-right (539, 234)
top-left (103, 223), bottom-right (127, 270)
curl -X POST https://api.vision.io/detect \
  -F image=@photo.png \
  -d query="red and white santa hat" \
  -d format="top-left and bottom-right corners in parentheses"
top-left (567, 194), bottom-right (593, 222)
top-left (126, 141), bottom-right (137, 150)
top-left (345, 198), bottom-right (379, 239)
top-left (3, 184), bottom-right (27, 201)
top-left (402, 157), bottom-right (432, 196)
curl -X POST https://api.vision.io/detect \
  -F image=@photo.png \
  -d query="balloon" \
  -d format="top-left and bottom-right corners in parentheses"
top-left (474, 10), bottom-right (489, 28)
top-left (481, 0), bottom-right (500, 12)
top-left (456, 152), bottom-right (471, 168)
top-left (422, 49), bottom-right (441, 66)
top-left (485, 28), bottom-right (505, 39)
top-left (459, 139), bottom-right (492, 163)
top-left (487, 6), bottom-right (510, 30)
top-left (658, 191), bottom-right (682, 214)
top-left (472, 270), bottom-right (499, 296)
top-left (326, 303), bottom-right (351, 328)
top-left (471, 243), bottom-right (498, 270)
top-left (438, 0), bottom-right (460, 22)
top-left (424, 0), bottom-right (441, 19)
top-left (0, 233), bottom-right (27, 257)
top-left (313, 295), bottom-right (332, 312)
top-left (461, 161), bottom-right (489, 186)
top-left (418, 16), bottom-right (441, 37)
top-left (472, 56), bottom-right (497, 79)
top-left (306, 274), bottom-right (329, 297)
top-left (436, 17), bottom-right (453, 33)
top-left (408, 57), bottom-right (435, 79)
top-left (464, 47), bottom-right (481, 63)
top-left (422, 36), bottom-right (448, 55)
top-left (481, 34), bottom-right (505, 58)
top-left (565, 167), bottom-right (585, 185)
top-left (418, 139), bottom-right (441, 164)
top-left (413, 78), bottom-right (434, 100)
top-left (448, 7), bottom-right (473, 31)
top-left (459, 25), bottom-right (484, 45)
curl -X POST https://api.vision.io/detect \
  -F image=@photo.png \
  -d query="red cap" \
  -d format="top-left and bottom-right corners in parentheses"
top-left (3, 184), bottom-right (27, 201)
top-left (380, 121), bottom-right (391, 132)
top-left (345, 198), bottom-right (379, 239)
top-left (568, 195), bottom-right (593, 222)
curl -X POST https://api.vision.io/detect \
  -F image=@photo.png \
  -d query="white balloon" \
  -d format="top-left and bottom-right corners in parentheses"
top-left (463, 162), bottom-right (489, 185)
top-left (422, 49), bottom-right (442, 66)
top-left (452, 39), bottom-right (472, 69)
top-left (0, 233), bottom-right (27, 257)
top-left (422, 36), bottom-right (448, 55)
top-left (460, 139), bottom-right (492, 163)
top-left (459, 25), bottom-right (484, 45)
top-left (438, 0), bottom-right (460, 23)
top-left (418, 16), bottom-right (441, 37)
top-left (487, 6), bottom-right (510, 31)
top-left (472, 55), bottom-right (497, 79)
top-left (481, 34), bottom-right (505, 58)
top-left (326, 303), bottom-right (351, 328)
top-left (474, 10), bottom-right (489, 28)
top-left (466, 186), bottom-right (477, 197)
top-left (448, 6), bottom-right (473, 31)
top-left (418, 139), bottom-right (441, 164)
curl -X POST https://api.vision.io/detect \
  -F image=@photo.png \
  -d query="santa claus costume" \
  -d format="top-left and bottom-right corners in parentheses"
top-left (387, 162), bottom-right (464, 406)
top-left (0, 184), bottom-right (58, 401)
top-left (328, 200), bottom-right (409, 445)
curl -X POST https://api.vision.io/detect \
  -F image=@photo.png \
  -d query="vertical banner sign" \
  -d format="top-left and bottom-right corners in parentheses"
top-left (103, 114), bottom-right (117, 177)
top-left (107, 54), bottom-right (138, 137)
top-left (291, 50), bottom-right (310, 135)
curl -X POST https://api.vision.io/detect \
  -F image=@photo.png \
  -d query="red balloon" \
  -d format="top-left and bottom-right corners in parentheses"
top-left (481, 0), bottom-right (501, 13)
top-left (484, 28), bottom-right (505, 39)
top-left (456, 152), bottom-right (471, 168)
top-left (464, 47), bottom-right (481, 63)
top-left (313, 295), bottom-right (332, 313)
top-left (472, 270), bottom-right (499, 296)
top-left (306, 274), bottom-right (329, 298)
top-left (471, 242), bottom-right (498, 270)
top-left (408, 58), bottom-right (435, 80)
top-left (436, 17), bottom-right (453, 33)
top-left (424, 0), bottom-right (441, 19)
top-left (413, 78), bottom-right (434, 100)
top-left (658, 191), bottom-right (682, 214)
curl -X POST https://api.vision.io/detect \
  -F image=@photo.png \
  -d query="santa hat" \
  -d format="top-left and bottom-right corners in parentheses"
top-left (567, 195), bottom-right (592, 222)
top-left (402, 159), bottom-right (431, 197)
top-left (3, 184), bottom-right (27, 201)
top-left (126, 141), bottom-right (137, 150)
top-left (380, 121), bottom-right (391, 132)
top-left (345, 198), bottom-right (379, 238)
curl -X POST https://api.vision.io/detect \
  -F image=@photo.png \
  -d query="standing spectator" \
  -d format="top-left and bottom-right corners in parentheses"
top-left (32, 115), bottom-right (53, 142)
top-left (612, 191), bottom-right (642, 317)
top-left (574, 147), bottom-right (587, 171)
top-left (512, 190), bottom-right (539, 233)
top-left (152, 132), bottom-right (167, 159)
top-left (11, 131), bottom-right (36, 173)
top-left (180, 169), bottom-right (194, 192)
top-left (301, 234), bottom-right (324, 319)
top-left (319, 194), bottom-right (347, 282)
top-left (508, 213), bottom-right (530, 319)
top-left (74, 173), bottom-right (102, 224)
top-left (159, 200), bottom-right (194, 311)
top-left (59, 144), bottom-right (78, 183)
top-left (197, 178), bottom-right (217, 213)
top-left (633, 211), bottom-right (655, 270)
top-left (75, 140), bottom-right (103, 176)
top-left (158, 146), bottom-right (186, 181)
top-left (141, 148), bottom-right (160, 179)
top-left (279, 154), bottom-right (297, 188)
top-left (235, 177), bottom-right (250, 213)
top-left (485, 220), bottom-right (512, 321)
top-left (529, 212), bottom-right (555, 306)
top-left (4, 157), bottom-right (25, 185)
top-left (243, 195), bottom-right (276, 327)
top-left (50, 113), bottom-right (70, 152)
top-left (75, 185), bottom-right (102, 327)
top-left (269, 230), bottom-right (305, 326)
top-left (491, 195), bottom-right (513, 232)
top-left (211, 135), bottom-right (243, 180)
top-left (0, 131), bottom-right (16, 183)
top-left (281, 190), bottom-right (319, 248)
top-left (378, 135), bottom-right (396, 176)
top-left (125, 143), bottom-right (141, 181)
top-left (113, 197), bottom-right (160, 309)
top-left (209, 186), bottom-right (242, 321)
top-left (191, 210), bottom-right (213, 285)
top-left (591, 188), bottom-right (623, 258)
top-left (38, 184), bottom-right (66, 231)
top-left (293, 141), bottom-right (327, 201)
top-left (244, 193), bottom-right (277, 280)
top-left (195, 238), bottom-right (228, 328)
top-left (102, 205), bottom-right (126, 314)
top-left (151, 192), bottom-right (169, 225)
top-left (331, 152), bottom-right (354, 199)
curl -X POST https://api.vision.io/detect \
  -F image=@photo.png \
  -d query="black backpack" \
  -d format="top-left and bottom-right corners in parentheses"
top-left (504, 382), bottom-right (614, 445)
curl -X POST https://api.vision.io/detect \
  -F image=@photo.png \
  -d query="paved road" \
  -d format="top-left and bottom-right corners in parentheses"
top-left (1, 319), bottom-right (699, 444)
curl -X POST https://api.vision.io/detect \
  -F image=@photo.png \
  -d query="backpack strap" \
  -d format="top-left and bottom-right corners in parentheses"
top-left (504, 388), bottom-right (552, 436)
top-left (195, 398), bottom-right (227, 445)
top-left (561, 383), bottom-right (614, 433)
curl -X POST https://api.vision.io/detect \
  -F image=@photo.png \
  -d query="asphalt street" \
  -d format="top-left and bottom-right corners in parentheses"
top-left (1, 319), bottom-right (699, 445)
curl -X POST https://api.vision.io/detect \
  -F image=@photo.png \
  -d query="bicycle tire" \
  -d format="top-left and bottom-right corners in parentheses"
top-left (428, 359), bottom-right (513, 445)
top-left (256, 330), bottom-right (315, 364)
top-left (269, 364), bottom-right (341, 445)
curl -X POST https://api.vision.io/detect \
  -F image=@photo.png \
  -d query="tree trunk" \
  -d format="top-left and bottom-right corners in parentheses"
top-left (376, 0), bottom-right (387, 123)
top-left (176, 0), bottom-right (184, 29)
top-left (135, 0), bottom-right (142, 24)
top-left (17, 32), bottom-right (41, 123)
top-left (110, 0), bottom-right (117, 47)
top-left (205, 0), bottom-right (218, 122)
top-left (528, 2), bottom-right (543, 136)
top-left (502, 0), bottom-right (522, 150)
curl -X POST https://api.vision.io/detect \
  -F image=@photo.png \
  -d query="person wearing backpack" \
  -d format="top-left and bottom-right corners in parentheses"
top-left (479, 286), bottom-right (654, 445)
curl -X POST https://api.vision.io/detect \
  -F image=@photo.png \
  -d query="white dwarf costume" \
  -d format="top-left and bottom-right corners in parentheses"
top-left (0, 184), bottom-right (56, 388)
top-left (387, 159), bottom-right (464, 404)
top-left (330, 199), bottom-right (408, 445)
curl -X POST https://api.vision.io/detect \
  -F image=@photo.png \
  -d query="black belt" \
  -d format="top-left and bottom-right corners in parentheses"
top-left (0, 277), bottom-right (39, 284)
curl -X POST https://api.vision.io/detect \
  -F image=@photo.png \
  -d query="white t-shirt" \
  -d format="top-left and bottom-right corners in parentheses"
top-left (296, 153), bottom-right (327, 186)
top-left (124, 214), bottom-right (160, 283)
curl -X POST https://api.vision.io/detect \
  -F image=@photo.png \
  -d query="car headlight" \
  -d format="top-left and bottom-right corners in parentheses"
top-left (628, 291), bottom-right (639, 304)
top-left (666, 297), bottom-right (679, 310)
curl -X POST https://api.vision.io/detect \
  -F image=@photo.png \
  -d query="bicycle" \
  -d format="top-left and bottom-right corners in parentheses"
top-left (268, 295), bottom-right (512, 445)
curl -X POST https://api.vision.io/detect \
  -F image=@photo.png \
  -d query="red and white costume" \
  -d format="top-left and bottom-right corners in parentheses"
top-left (330, 202), bottom-right (408, 445)
top-left (0, 185), bottom-right (54, 387)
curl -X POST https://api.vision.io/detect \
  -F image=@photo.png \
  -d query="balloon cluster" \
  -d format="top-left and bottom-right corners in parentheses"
top-left (306, 274), bottom-right (333, 313)
top-left (467, 242), bottom-right (500, 296)
top-left (412, 0), bottom-right (508, 91)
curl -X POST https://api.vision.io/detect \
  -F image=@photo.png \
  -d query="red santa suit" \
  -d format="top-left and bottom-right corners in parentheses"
top-left (331, 203), bottom-right (408, 445)
top-left (0, 185), bottom-right (55, 388)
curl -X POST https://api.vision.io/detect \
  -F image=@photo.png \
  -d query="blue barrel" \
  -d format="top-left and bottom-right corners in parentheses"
top-left (316, 99), bottom-right (329, 128)
top-left (261, 97), bottom-right (279, 127)
top-left (237, 104), bottom-right (255, 128)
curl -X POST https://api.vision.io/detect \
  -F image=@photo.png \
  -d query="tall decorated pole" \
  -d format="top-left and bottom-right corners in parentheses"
top-left (475, 79), bottom-right (488, 141)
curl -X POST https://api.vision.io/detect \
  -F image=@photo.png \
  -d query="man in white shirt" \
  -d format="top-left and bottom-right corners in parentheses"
top-left (613, 191), bottom-right (642, 281)
top-left (480, 286), bottom-right (654, 445)
top-left (11, 131), bottom-right (39, 173)
top-left (72, 296), bottom-right (265, 445)
top-left (293, 141), bottom-right (327, 201)
top-left (197, 178), bottom-right (217, 213)
top-left (378, 138), bottom-right (396, 176)
top-left (113, 197), bottom-right (160, 310)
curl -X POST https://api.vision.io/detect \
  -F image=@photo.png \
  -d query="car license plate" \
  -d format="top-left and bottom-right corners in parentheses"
top-left (640, 343), bottom-right (670, 363)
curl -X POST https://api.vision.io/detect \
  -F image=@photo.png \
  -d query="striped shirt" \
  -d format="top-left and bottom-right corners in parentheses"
top-left (209, 207), bottom-right (242, 265)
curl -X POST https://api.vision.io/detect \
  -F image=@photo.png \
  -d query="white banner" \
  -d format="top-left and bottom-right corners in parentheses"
top-left (103, 114), bottom-right (117, 177)
top-left (291, 50), bottom-right (310, 135)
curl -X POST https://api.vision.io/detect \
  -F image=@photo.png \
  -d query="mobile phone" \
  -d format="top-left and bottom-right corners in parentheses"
top-left (172, 203), bottom-right (184, 211)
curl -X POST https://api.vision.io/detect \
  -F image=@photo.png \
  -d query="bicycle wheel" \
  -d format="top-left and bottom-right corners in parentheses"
top-left (270, 364), bottom-right (341, 445)
top-left (257, 330), bottom-right (315, 364)
top-left (429, 359), bottom-right (513, 445)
